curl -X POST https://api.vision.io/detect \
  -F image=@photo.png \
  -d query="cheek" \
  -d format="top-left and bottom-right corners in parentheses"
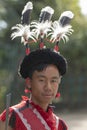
top-left (31, 81), bottom-right (42, 93)
top-left (53, 84), bottom-right (59, 93)
top-left (53, 83), bottom-right (59, 89)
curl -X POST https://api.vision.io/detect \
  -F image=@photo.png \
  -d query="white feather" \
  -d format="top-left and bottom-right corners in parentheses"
top-left (31, 21), bottom-right (52, 39)
top-left (48, 21), bottom-right (74, 43)
top-left (22, 2), bottom-right (33, 15)
top-left (41, 6), bottom-right (54, 15)
top-left (11, 24), bottom-right (36, 45)
top-left (59, 11), bottom-right (74, 20)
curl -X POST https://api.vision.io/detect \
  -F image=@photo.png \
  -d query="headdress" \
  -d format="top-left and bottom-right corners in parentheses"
top-left (20, 48), bottom-right (67, 78)
top-left (11, 1), bottom-right (74, 54)
top-left (10, 1), bottom-right (74, 94)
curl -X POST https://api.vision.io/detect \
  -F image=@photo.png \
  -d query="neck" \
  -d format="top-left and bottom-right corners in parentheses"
top-left (31, 98), bottom-right (49, 111)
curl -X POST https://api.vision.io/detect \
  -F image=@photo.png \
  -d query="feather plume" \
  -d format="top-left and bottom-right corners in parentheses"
top-left (11, 2), bottom-right (74, 49)
top-left (39, 6), bottom-right (54, 22)
top-left (30, 6), bottom-right (54, 40)
top-left (58, 11), bottom-right (74, 27)
top-left (11, 2), bottom-right (35, 45)
top-left (48, 21), bottom-right (73, 43)
top-left (48, 11), bottom-right (74, 43)
top-left (11, 24), bottom-right (36, 45)
top-left (31, 21), bottom-right (51, 39)
top-left (21, 1), bottom-right (33, 24)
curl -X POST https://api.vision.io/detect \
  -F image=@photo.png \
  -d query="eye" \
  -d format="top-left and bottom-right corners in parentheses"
top-left (51, 79), bottom-right (58, 83)
top-left (39, 78), bottom-right (45, 82)
top-left (39, 79), bottom-right (44, 81)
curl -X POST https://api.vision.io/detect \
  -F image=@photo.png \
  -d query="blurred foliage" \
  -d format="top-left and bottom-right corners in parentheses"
top-left (0, 0), bottom-right (87, 112)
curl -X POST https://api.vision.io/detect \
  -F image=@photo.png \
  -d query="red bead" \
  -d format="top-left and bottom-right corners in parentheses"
top-left (24, 89), bottom-right (31, 93)
top-left (56, 92), bottom-right (60, 98)
top-left (39, 42), bottom-right (44, 49)
top-left (54, 45), bottom-right (59, 51)
top-left (26, 48), bottom-right (30, 55)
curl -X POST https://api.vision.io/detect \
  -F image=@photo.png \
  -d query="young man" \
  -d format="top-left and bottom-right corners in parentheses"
top-left (0, 48), bottom-right (67, 130)
top-left (0, 1), bottom-right (74, 129)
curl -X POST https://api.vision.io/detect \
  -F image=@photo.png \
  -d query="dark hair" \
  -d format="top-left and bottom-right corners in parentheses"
top-left (27, 64), bottom-right (54, 79)
top-left (19, 48), bottom-right (67, 79)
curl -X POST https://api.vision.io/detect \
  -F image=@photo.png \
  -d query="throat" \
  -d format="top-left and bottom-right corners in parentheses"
top-left (31, 98), bottom-right (49, 111)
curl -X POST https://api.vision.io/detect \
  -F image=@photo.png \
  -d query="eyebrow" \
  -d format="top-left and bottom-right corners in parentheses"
top-left (37, 74), bottom-right (60, 79)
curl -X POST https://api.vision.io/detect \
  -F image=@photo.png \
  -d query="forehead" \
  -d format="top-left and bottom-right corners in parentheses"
top-left (32, 65), bottom-right (60, 78)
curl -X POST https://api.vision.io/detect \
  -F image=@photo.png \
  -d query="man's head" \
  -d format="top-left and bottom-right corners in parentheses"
top-left (19, 48), bottom-right (67, 79)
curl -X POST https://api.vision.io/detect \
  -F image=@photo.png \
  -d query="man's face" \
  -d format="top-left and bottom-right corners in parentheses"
top-left (29, 65), bottom-right (61, 109)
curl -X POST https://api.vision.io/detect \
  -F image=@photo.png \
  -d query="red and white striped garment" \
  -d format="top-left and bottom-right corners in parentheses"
top-left (0, 98), bottom-right (68, 130)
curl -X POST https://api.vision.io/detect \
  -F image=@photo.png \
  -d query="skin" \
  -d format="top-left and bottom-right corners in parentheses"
top-left (29, 65), bottom-right (61, 111)
top-left (0, 64), bottom-right (61, 129)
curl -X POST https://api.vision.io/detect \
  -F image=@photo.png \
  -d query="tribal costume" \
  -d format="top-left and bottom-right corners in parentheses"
top-left (0, 97), bottom-right (67, 130)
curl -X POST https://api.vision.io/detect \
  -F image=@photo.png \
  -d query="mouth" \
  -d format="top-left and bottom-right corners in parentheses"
top-left (42, 94), bottom-right (53, 98)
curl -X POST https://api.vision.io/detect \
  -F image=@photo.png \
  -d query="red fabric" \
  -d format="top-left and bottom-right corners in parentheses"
top-left (0, 110), bottom-right (7, 121)
top-left (58, 119), bottom-right (68, 130)
top-left (21, 107), bottom-right (47, 130)
top-left (0, 98), bottom-right (68, 130)
top-left (14, 113), bottom-right (27, 130)
top-left (0, 108), bottom-right (13, 121)
top-left (31, 101), bottom-right (57, 130)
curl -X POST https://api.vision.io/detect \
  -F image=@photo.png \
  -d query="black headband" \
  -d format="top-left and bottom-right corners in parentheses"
top-left (19, 48), bottom-right (67, 79)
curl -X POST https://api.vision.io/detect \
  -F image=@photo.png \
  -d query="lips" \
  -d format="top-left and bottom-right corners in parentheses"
top-left (42, 93), bottom-right (53, 97)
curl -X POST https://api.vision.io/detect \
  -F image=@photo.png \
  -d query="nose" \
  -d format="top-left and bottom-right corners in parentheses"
top-left (44, 80), bottom-right (52, 91)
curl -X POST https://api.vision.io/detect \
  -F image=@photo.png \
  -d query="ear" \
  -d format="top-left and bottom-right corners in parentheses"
top-left (59, 76), bottom-right (62, 84)
top-left (26, 78), bottom-right (32, 89)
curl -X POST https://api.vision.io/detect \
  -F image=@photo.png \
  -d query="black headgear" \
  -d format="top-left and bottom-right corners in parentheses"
top-left (19, 48), bottom-right (67, 79)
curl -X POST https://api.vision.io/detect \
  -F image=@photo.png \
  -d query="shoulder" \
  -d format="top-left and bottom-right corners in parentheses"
top-left (12, 100), bottom-right (28, 111)
top-left (0, 100), bottom-right (27, 121)
top-left (9, 100), bottom-right (29, 125)
top-left (58, 118), bottom-right (68, 130)
top-left (0, 100), bottom-right (29, 129)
